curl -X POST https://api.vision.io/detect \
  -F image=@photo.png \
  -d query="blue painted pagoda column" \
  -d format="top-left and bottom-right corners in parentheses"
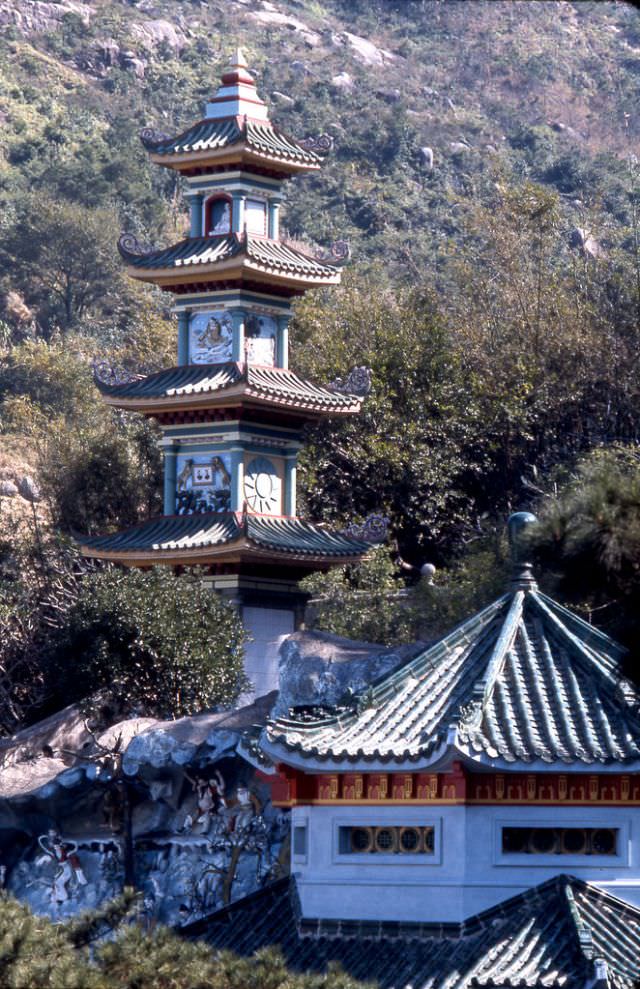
top-left (177, 310), bottom-right (190, 365)
top-left (230, 449), bottom-right (244, 512)
top-left (230, 308), bottom-right (246, 362)
top-left (187, 193), bottom-right (204, 238)
top-left (277, 314), bottom-right (290, 369)
top-left (268, 199), bottom-right (281, 239)
top-left (284, 456), bottom-right (297, 516)
top-left (163, 447), bottom-right (178, 515)
top-left (232, 192), bottom-right (246, 234)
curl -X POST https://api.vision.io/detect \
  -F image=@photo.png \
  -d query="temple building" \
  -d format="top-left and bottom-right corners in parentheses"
top-left (81, 51), bottom-right (373, 699)
top-left (187, 513), bottom-right (640, 987)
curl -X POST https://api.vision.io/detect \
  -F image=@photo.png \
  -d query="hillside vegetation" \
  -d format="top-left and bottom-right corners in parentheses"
top-left (1, 0), bottom-right (640, 729)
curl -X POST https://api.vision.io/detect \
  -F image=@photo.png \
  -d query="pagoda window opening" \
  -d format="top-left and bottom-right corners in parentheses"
top-left (501, 826), bottom-right (618, 856)
top-left (205, 195), bottom-right (232, 236)
top-left (339, 826), bottom-right (435, 855)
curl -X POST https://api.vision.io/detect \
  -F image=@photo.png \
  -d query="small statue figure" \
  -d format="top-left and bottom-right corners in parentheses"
top-left (229, 784), bottom-right (261, 833)
top-left (183, 770), bottom-right (226, 834)
top-left (36, 829), bottom-right (88, 904)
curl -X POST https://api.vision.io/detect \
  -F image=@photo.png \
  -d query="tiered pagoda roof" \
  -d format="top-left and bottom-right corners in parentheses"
top-left (141, 116), bottom-right (325, 174)
top-left (80, 512), bottom-right (372, 568)
top-left (117, 232), bottom-right (341, 292)
top-left (264, 561), bottom-right (640, 771)
top-left (95, 362), bottom-right (362, 418)
top-left (184, 874), bottom-right (640, 989)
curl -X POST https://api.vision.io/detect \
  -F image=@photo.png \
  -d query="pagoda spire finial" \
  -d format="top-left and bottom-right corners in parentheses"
top-left (507, 511), bottom-right (538, 590)
top-left (233, 46), bottom-right (248, 68)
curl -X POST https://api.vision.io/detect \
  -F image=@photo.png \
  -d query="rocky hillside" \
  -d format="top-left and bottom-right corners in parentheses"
top-left (0, 0), bottom-right (638, 280)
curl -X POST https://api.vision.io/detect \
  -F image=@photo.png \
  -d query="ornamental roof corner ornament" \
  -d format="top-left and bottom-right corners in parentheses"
top-left (117, 232), bottom-right (156, 261)
top-left (314, 239), bottom-right (350, 265)
top-left (328, 365), bottom-right (372, 397)
top-left (298, 133), bottom-right (334, 155)
top-left (139, 127), bottom-right (172, 150)
top-left (341, 513), bottom-right (389, 543)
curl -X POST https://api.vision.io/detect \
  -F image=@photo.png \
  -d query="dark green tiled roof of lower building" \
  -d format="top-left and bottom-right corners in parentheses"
top-left (80, 512), bottom-right (372, 560)
top-left (95, 362), bottom-right (361, 414)
top-left (118, 233), bottom-right (340, 281)
top-left (141, 118), bottom-right (322, 167)
top-left (182, 874), bottom-right (640, 989)
top-left (264, 584), bottom-right (640, 770)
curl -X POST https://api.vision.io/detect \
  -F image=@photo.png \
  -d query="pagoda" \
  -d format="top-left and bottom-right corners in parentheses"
top-left (81, 51), bottom-right (373, 699)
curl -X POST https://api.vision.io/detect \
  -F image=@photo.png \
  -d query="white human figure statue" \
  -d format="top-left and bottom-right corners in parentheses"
top-left (231, 785), bottom-right (259, 832)
top-left (37, 829), bottom-right (88, 903)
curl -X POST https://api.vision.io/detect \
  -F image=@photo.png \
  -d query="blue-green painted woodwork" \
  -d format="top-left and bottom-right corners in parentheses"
top-left (230, 308), bottom-right (246, 362)
top-left (230, 449), bottom-right (245, 511)
top-left (163, 448), bottom-right (178, 514)
top-left (188, 192), bottom-right (204, 238)
top-left (268, 200), bottom-right (281, 239)
top-left (232, 192), bottom-right (245, 234)
top-left (177, 310), bottom-right (190, 365)
top-left (285, 457), bottom-right (297, 516)
top-left (277, 315), bottom-right (290, 369)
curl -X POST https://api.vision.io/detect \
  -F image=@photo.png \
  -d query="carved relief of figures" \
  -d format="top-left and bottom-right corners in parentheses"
top-left (228, 784), bottom-right (261, 833)
top-left (182, 770), bottom-right (227, 835)
top-left (175, 454), bottom-right (231, 515)
top-left (190, 311), bottom-right (233, 364)
top-left (36, 830), bottom-right (88, 904)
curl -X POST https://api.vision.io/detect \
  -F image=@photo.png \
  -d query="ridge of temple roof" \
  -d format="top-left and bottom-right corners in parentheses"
top-left (94, 361), bottom-right (362, 416)
top-left (263, 581), bottom-right (640, 771)
top-left (182, 873), bottom-right (640, 988)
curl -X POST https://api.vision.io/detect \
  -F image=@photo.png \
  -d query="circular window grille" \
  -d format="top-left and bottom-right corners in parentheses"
top-left (502, 828), bottom-right (529, 853)
top-left (399, 827), bottom-right (420, 852)
top-left (374, 827), bottom-right (396, 852)
top-left (423, 827), bottom-right (435, 853)
top-left (591, 829), bottom-right (616, 855)
top-left (561, 829), bottom-right (588, 854)
top-left (350, 827), bottom-right (373, 853)
top-left (529, 828), bottom-right (557, 854)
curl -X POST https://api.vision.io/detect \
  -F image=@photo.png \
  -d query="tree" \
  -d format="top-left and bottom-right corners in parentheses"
top-left (0, 196), bottom-right (126, 334)
top-left (45, 564), bottom-right (247, 720)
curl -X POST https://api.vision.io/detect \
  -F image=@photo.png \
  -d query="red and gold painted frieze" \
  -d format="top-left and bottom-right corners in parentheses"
top-left (266, 763), bottom-right (640, 807)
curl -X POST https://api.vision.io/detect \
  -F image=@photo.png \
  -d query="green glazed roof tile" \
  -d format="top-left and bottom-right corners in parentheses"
top-left (265, 586), bottom-right (640, 769)
top-left (183, 874), bottom-right (640, 989)
top-left (141, 117), bottom-right (322, 167)
top-left (81, 512), bottom-right (372, 559)
top-left (95, 362), bottom-right (361, 413)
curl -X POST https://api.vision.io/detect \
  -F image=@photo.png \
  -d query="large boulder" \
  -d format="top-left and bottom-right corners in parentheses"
top-left (276, 629), bottom-right (426, 715)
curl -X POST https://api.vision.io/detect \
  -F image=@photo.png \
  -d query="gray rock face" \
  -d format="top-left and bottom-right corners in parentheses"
top-left (131, 19), bottom-right (186, 51)
top-left (18, 475), bottom-right (41, 502)
top-left (0, 480), bottom-right (18, 497)
top-left (0, 1), bottom-right (92, 37)
top-left (420, 146), bottom-right (434, 169)
top-left (569, 227), bottom-right (605, 258)
top-left (271, 91), bottom-right (295, 105)
top-left (276, 630), bottom-right (426, 716)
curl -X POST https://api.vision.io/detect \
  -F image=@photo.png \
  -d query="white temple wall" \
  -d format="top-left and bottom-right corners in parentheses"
top-left (293, 802), bottom-right (640, 923)
top-left (239, 606), bottom-right (295, 703)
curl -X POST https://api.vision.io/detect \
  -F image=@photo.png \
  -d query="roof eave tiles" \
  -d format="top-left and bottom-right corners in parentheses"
top-left (264, 585), bottom-right (640, 772)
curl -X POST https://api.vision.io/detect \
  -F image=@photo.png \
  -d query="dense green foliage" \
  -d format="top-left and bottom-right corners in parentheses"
top-left (0, 892), bottom-right (373, 988)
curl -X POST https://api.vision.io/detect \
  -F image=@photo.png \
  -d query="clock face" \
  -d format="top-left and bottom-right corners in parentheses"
top-left (244, 457), bottom-right (281, 514)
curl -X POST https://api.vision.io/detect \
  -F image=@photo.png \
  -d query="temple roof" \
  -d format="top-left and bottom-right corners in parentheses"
top-left (118, 233), bottom-right (341, 290)
top-left (183, 874), bottom-right (640, 989)
top-left (264, 576), bottom-right (640, 771)
top-left (95, 362), bottom-right (361, 417)
top-left (141, 117), bottom-right (324, 173)
top-left (80, 512), bottom-right (372, 566)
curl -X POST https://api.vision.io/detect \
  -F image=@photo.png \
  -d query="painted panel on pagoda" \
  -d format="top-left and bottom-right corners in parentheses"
top-left (244, 312), bottom-right (276, 366)
top-left (189, 311), bottom-right (233, 364)
top-left (175, 453), bottom-right (231, 514)
top-left (243, 454), bottom-right (283, 515)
